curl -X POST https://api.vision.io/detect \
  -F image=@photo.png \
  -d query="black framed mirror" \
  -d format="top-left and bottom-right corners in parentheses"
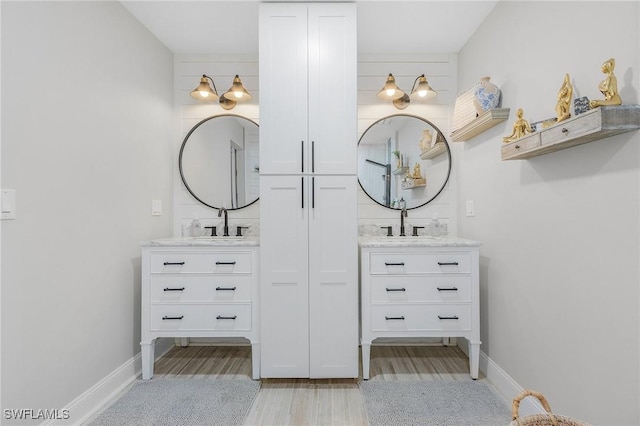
top-left (357, 114), bottom-right (451, 210)
top-left (179, 114), bottom-right (259, 210)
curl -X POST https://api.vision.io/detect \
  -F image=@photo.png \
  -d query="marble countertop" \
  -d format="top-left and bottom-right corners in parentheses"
top-left (358, 235), bottom-right (481, 248)
top-left (142, 237), bottom-right (260, 247)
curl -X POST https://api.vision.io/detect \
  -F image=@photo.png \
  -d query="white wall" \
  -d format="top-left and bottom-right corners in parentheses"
top-left (1, 2), bottom-right (174, 424)
top-left (457, 2), bottom-right (639, 424)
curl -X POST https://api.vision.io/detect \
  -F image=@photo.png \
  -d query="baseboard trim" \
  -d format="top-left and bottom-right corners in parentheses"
top-left (43, 339), bottom-right (175, 426)
top-left (478, 350), bottom-right (545, 418)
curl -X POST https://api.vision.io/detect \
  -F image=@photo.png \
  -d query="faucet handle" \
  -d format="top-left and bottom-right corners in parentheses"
top-left (204, 226), bottom-right (217, 237)
top-left (412, 226), bottom-right (425, 237)
top-left (380, 226), bottom-right (393, 237)
top-left (235, 226), bottom-right (249, 237)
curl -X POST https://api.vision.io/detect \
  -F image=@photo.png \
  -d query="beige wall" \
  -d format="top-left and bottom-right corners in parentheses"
top-left (457, 2), bottom-right (639, 424)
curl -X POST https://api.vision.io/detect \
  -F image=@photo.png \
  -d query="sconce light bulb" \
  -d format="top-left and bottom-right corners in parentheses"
top-left (386, 88), bottom-right (396, 97)
top-left (200, 91), bottom-right (210, 98)
top-left (417, 89), bottom-right (428, 98)
top-left (233, 91), bottom-right (243, 99)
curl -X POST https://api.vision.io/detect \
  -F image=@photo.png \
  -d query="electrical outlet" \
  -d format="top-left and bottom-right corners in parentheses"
top-left (152, 199), bottom-right (162, 216)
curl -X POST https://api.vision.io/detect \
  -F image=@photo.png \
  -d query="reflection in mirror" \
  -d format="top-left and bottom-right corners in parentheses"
top-left (179, 115), bottom-right (259, 210)
top-left (358, 114), bottom-right (451, 210)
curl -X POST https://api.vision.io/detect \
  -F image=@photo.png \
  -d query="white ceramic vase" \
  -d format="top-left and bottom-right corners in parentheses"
top-left (473, 77), bottom-right (501, 115)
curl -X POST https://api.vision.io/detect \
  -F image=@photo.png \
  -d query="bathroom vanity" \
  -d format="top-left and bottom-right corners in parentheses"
top-left (359, 236), bottom-right (481, 380)
top-left (140, 238), bottom-right (260, 380)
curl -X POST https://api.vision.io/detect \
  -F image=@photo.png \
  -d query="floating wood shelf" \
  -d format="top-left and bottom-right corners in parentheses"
top-left (401, 178), bottom-right (426, 189)
top-left (450, 108), bottom-right (511, 142)
top-left (392, 166), bottom-right (409, 175)
top-left (501, 105), bottom-right (640, 160)
top-left (420, 143), bottom-right (447, 159)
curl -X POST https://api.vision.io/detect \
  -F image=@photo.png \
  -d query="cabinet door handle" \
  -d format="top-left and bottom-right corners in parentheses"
top-left (301, 140), bottom-right (304, 173)
top-left (437, 287), bottom-right (458, 292)
top-left (312, 177), bottom-right (315, 209)
top-left (215, 261), bottom-right (236, 265)
top-left (216, 315), bottom-right (237, 320)
top-left (437, 262), bottom-right (459, 266)
top-left (385, 316), bottom-right (405, 320)
top-left (163, 261), bottom-right (185, 266)
top-left (438, 315), bottom-right (459, 320)
top-left (312, 141), bottom-right (315, 173)
top-left (163, 287), bottom-right (185, 292)
top-left (162, 316), bottom-right (184, 320)
top-left (385, 288), bottom-right (406, 292)
top-left (215, 286), bottom-right (237, 291)
top-left (385, 262), bottom-right (405, 266)
top-left (301, 177), bottom-right (304, 209)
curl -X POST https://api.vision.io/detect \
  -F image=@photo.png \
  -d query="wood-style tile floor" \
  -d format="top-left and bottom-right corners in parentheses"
top-left (150, 344), bottom-right (483, 426)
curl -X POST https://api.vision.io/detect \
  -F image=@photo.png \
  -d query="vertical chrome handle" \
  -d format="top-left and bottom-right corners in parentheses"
top-left (312, 141), bottom-right (315, 173)
top-left (301, 177), bottom-right (304, 209)
top-left (301, 140), bottom-right (304, 173)
top-left (312, 177), bottom-right (315, 209)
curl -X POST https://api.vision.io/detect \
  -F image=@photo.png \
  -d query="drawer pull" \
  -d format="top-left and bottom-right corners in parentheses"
top-left (384, 262), bottom-right (405, 266)
top-left (163, 262), bottom-right (185, 266)
top-left (437, 262), bottom-right (459, 266)
top-left (215, 261), bottom-right (237, 265)
top-left (438, 315), bottom-right (459, 320)
top-left (561, 127), bottom-right (569, 134)
top-left (162, 315), bottom-right (184, 320)
top-left (437, 287), bottom-right (458, 292)
top-left (215, 286), bottom-right (237, 291)
top-left (515, 144), bottom-right (520, 149)
top-left (216, 315), bottom-right (237, 320)
top-left (385, 316), bottom-right (405, 320)
top-left (385, 288), bottom-right (406, 292)
top-left (163, 287), bottom-right (185, 292)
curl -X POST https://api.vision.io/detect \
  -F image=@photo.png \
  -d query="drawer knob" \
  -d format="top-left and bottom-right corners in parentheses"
top-left (437, 287), bottom-right (458, 292)
top-left (163, 262), bottom-right (185, 266)
top-left (215, 286), bottom-right (237, 291)
top-left (561, 127), bottom-right (569, 134)
top-left (384, 262), bottom-right (405, 266)
top-left (215, 261), bottom-right (237, 265)
top-left (515, 144), bottom-right (520, 149)
top-left (216, 315), bottom-right (237, 320)
top-left (385, 316), bottom-right (405, 320)
top-left (163, 287), bottom-right (185, 292)
top-left (438, 315), bottom-right (459, 320)
top-left (437, 261), bottom-right (459, 266)
top-left (385, 288), bottom-right (406, 292)
top-left (162, 315), bottom-right (184, 320)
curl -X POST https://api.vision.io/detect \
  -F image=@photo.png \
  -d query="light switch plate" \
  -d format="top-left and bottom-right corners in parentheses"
top-left (466, 200), bottom-right (475, 217)
top-left (152, 199), bottom-right (162, 216)
top-left (1, 189), bottom-right (16, 220)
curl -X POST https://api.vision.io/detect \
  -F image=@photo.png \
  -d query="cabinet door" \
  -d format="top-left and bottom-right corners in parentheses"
top-left (308, 4), bottom-right (357, 175)
top-left (308, 175), bottom-right (359, 377)
top-left (259, 176), bottom-right (310, 377)
top-left (259, 4), bottom-right (308, 175)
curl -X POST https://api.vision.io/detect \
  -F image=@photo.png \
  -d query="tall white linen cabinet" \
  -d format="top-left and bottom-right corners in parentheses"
top-left (259, 3), bottom-right (358, 378)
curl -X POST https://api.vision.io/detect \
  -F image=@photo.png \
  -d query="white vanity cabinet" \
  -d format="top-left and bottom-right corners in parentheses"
top-left (360, 239), bottom-right (481, 380)
top-left (140, 240), bottom-right (260, 380)
top-left (259, 3), bottom-right (357, 175)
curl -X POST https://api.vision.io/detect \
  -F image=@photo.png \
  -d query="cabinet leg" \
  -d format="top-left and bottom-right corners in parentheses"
top-left (361, 341), bottom-right (371, 380)
top-left (141, 339), bottom-right (156, 380)
top-left (179, 337), bottom-right (190, 347)
top-left (250, 341), bottom-right (261, 380)
top-left (468, 340), bottom-right (481, 380)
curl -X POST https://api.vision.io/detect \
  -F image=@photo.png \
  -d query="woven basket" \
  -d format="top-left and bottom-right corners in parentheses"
top-left (508, 390), bottom-right (592, 426)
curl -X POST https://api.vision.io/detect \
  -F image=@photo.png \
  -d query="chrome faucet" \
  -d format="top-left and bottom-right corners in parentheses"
top-left (218, 208), bottom-right (229, 237)
top-left (400, 207), bottom-right (408, 236)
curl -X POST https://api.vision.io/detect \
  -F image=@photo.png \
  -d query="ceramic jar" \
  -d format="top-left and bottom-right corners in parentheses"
top-left (473, 77), bottom-right (501, 115)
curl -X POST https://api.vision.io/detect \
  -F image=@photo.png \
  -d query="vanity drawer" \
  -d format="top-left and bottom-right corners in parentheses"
top-left (370, 304), bottom-right (471, 332)
top-left (369, 252), bottom-right (470, 274)
top-left (150, 275), bottom-right (252, 302)
top-left (150, 304), bottom-right (252, 331)
top-left (501, 133), bottom-right (540, 159)
top-left (370, 275), bottom-right (471, 303)
top-left (540, 111), bottom-right (601, 147)
top-left (150, 251), bottom-right (252, 274)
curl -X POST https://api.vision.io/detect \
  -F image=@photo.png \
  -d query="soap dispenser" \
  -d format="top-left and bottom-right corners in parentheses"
top-left (190, 214), bottom-right (202, 237)
top-left (429, 213), bottom-right (442, 237)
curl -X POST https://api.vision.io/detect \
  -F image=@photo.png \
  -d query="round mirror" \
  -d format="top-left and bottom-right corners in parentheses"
top-left (358, 114), bottom-right (451, 210)
top-left (179, 114), bottom-right (259, 210)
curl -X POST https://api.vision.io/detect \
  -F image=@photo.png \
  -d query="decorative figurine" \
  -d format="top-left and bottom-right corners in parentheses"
top-left (419, 129), bottom-right (433, 152)
top-left (503, 108), bottom-right (532, 143)
top-left (555, 73), bottom-right (573, 123)
top-left (412, 162), bottom-right (422, 179)
top-left (589, 58), bottom-right (622, 108)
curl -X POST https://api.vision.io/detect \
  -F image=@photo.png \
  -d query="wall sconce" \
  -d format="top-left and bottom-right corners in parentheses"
top-left (190, 74), bottom-right (252, 110)
top-left (377, 73), bottom-right (437, 110)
